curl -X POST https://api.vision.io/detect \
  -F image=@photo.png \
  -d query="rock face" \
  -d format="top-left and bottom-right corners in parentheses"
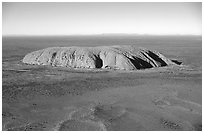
top-left (23, 45), bottom-right (178, 70)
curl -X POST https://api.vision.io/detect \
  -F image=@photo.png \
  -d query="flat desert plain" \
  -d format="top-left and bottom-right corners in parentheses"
top-left (2, 35), bottom-right (202, 131)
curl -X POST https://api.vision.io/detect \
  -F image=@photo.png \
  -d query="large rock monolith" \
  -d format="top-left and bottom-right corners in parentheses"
top-left (23, 45), bottom-right (178, 70)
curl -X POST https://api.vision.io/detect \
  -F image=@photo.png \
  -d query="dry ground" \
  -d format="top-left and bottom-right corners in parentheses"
top-left (2, 35), bottom-right (202, 131)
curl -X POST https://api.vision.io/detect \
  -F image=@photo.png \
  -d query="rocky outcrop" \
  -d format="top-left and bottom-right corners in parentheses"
top-left (22, 45), bottom-right (179, 70)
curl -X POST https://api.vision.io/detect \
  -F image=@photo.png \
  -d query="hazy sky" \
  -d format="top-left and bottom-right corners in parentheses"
top-left (2, 2), bottom-right (202, 35)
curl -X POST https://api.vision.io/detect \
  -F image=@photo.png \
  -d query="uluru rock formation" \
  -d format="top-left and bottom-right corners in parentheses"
top-left (22, 45), bottom-right (179, 70)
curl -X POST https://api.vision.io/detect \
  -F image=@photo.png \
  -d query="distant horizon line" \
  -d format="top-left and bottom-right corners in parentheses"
top-left (2, 33), bottom-right (202, 37)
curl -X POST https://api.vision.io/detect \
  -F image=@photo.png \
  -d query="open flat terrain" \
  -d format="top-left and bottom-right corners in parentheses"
top-left (2, 35), bottom-right (202, 131)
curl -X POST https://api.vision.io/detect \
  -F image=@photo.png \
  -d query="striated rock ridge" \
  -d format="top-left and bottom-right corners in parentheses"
top-left (22, 45), bottom-right (179, 70)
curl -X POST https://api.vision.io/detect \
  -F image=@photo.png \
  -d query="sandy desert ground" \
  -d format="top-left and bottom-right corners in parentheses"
top-left (2, 35), bottom-right (202, 131)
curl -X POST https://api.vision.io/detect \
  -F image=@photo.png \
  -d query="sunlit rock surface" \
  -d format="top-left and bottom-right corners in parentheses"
top-left (23, 45), bottom-right (178, 70)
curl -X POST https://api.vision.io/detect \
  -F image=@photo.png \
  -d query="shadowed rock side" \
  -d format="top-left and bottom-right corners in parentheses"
top-left (22, 45), bottom-right (179, 70)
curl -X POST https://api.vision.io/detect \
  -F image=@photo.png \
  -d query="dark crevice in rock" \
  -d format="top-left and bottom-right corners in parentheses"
top-left (171, 60), bottom-right (182, 65)
top-left (147, 51), bottom-right (167, 67)
top-left (51, 52), bottom-right (57, 65)
top-left (94, 55), bottom-right (103, 68)
top-left (140, 52), bottom-right (158, 67)
top-left (51, 52), bottom-right (57, 60)
top-left (127, 56), bottom-right (153, 70)
top-left (133, 56), bottom-right (153, 69)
